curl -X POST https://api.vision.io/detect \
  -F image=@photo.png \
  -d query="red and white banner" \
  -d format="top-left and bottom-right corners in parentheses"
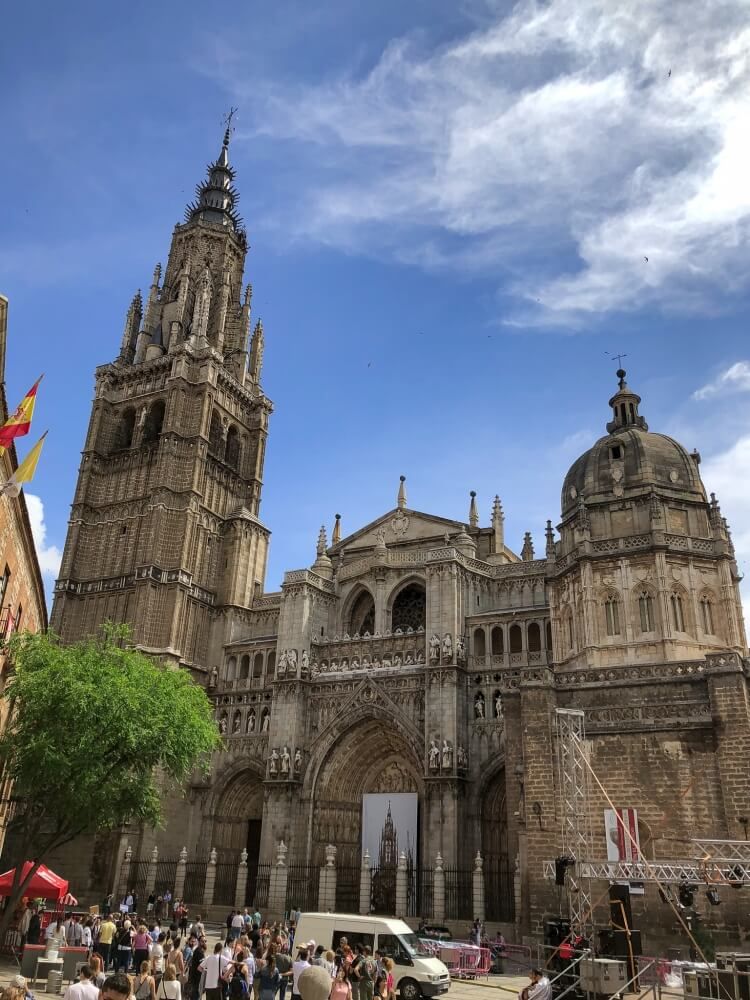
top-left (604, 808), bottom-right (644, 893)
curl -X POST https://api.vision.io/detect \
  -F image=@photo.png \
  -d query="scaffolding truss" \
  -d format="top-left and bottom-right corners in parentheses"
top-left (555, 708), bottom-right (594, 934)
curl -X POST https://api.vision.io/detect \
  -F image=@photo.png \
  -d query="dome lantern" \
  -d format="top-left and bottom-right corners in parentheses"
top-left (606, 369), bottom-right (648, 434)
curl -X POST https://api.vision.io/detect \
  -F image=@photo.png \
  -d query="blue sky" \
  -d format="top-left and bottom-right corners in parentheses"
top-left (2, 0), bottom-right (750, 617)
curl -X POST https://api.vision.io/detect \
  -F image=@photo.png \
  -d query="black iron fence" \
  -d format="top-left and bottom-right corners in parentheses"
top-left (155, 858), bottom-right (178, 897)
top-left (213, 862), bottom-right (237, 907)
top-left (126, 859), bottom-right (149, 901)
top-left (336, 866), bottom-right (360, 913)
top-left (286, 864), bottom-right (318, 913)
top-left (485, 860), bottom-right (515, 922)
top-left (412, 868), bottom-right (434, 919)
top-left (444, 867), bottom-right (473, 921)
top-left (370, 865), bottom-right (396, 914)
top-left (249, 862), bottom-right (270, 909)
top-left (182, 862), bottom-right (207, 906)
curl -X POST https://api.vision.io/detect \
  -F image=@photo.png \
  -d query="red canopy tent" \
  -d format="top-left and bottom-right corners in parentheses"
top-left (0, 862), bottom-right (69, 900)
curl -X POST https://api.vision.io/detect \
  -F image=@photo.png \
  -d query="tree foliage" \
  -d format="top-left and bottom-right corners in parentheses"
top-left (0, 622), bottom-right (220, 865)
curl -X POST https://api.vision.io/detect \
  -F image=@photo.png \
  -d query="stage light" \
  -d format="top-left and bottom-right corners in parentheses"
top-left (555, 855), bottom-right (574, 886)
top-left (706, 889), bottom-right (721, 906)
top-left (678, 880), bottom-right (696, 908)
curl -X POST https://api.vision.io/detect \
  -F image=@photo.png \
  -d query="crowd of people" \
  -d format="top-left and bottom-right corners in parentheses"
top-left (8, 899), bottom-right (401, 1000)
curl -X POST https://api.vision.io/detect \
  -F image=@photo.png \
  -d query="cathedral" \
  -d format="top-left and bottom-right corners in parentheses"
top-left (49, 130), bottom-right (750, 943)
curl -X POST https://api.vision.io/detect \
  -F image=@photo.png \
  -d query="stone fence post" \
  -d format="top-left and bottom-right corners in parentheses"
top-left (235, 849), bottom-right (249, 910)
top-left (174, 847), bottom-right (187, 902)
top-left (433, 853), bottom-right (445, 923)
top-left (318, 844), bottom-right (337, 911)
top-left (118, 845), bottom-right (132, 900)
top-left (268, 841), bottom-right (289, 916)
top-left (359, 850), bottom-right (372, 916)
top-left (396, 851), bottom-right (408, 918)
top-left (472, 852), bottom-right (485, 923)
top-left (146, 845), bottom-right (159, 896)
top-left (203, 848), bottom-right (217, 909)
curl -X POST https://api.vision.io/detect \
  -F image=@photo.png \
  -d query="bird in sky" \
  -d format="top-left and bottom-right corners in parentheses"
top-left (668, 68), bottom-right (672, 77)
top-left (644, 256), bottom-right (649, 263)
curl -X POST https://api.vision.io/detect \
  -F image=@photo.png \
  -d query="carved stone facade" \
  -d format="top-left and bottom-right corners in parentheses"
top-left (48, 138), bottom-right (750, 946)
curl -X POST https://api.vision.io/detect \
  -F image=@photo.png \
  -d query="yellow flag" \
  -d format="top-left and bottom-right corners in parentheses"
top-left (0, 431), bottom-right (47, 498)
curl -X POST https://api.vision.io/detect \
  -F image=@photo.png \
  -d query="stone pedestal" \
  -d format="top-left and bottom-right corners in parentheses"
top-left (433, 853), bottom-right (445, 923)
top-left (472, 852), bottom-right (485, 922)
top-left (118, 845), bottom-right (132, 900)
top-left (395, 851), bottom-right (408, 918)
top-left (235, 849), bottom-right (248, 910)
top-left (269, 841), bottom-right (289, 916)
top-left (318, 844), bottom-right (337, 912)
top-left (359, 851), bottom-right (372, 916)
top-left (174, 847), bottom-right (187, 901)
top-left (203, 848), bottom-right (217, 909)
top-left (146, 845), bottom-right (158, 896)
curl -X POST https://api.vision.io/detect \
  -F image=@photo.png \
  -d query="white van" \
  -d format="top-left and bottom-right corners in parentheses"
top-left (293, 913), bottom-right (451, 1000)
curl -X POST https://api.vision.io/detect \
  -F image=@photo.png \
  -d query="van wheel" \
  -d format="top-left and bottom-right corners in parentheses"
top-left (399, 979), bottom-right (420, 1000)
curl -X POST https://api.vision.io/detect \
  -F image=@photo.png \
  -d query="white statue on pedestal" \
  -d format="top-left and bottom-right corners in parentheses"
top-left (441, 740), bottom-right (453, 770)
top-left (281, 746), bottom-right (291, 774)
top-left (269, 748), bottom-right (279, 775)
top-left (428, 740), bottom-right (440, 771)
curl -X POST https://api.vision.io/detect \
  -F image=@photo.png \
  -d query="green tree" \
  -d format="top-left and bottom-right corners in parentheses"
top-left (0, 623), bottom-right (220, 934)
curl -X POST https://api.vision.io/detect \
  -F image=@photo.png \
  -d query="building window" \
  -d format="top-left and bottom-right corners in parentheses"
top-left (670, 593), bottom-right (685, 632)
top-left (240, 654), bottom-right (250, 680)
top-left (639, 592), bottom-right (654, 633)
top-left (117, 408), bottom-right (136, 450)
top-left (14, 605), bottom-right (22, 633)
top-left (604, 596), bottom-right (621, 637)
top-left (209, 411), bottom-right (223, 458)
top-left (528, 622), bottom-right (541, 652)
top-left (0, 566), bottom-right (10, 615)
top-left (491, 626), bottom-right (503, 656)
top-left (253, 652), bottom-right (263, 678)
top-left (610, 445), bottom-right (622, 460)
top-left (473, 628), bottom-right (486, 659)
top-left (226, 655), bottom-right (237, 682)
top-left (510, 623), bottom-right (523, 654)
top-left (567, 617), bottom-right (574, 650)
top-left (700, 596), bottom-right (714, 634)
top-left (225, 425), bottom-right (240, 469)
top-left (142, 399), bottom-right (165, 443)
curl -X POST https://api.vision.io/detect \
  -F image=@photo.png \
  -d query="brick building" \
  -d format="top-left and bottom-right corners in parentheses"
top-left (0, 296), bottom-right (49, 853)
top-left (49, 133), bottom-right (750, 946)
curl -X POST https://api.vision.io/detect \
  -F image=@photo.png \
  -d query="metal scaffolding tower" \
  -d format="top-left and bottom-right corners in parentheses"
top-left (555, 708), bottom-right (594, 935)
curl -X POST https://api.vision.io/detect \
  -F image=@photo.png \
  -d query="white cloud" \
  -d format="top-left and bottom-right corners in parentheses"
top-left (693, 361), bottom-right (750, 400)
top-left (219, 0), bottom-right (750, 323)
top-left (24, 494), bottom-right (62, 578)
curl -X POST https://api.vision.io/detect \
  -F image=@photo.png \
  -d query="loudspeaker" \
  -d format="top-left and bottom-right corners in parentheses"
top-left (608, 883), bottom-right (633, 930)
top-left (612, 930), bottom-right (642, 957)
top-left (543, 916), bottom-right (570, 947)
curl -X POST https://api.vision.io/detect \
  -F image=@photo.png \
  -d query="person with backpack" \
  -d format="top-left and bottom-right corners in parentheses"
top-left (256, 956), bottom-right (281, 1000)
top-left (157, 965), bottom-right (182, 1000)
top-left (133, 959), bottom-right (157, 1000)
top-left (358, 948), bottom-right (376, 1000)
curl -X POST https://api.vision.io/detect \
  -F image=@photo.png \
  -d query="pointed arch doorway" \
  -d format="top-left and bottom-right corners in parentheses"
top-left (212, 767), bottom-right (264, 905)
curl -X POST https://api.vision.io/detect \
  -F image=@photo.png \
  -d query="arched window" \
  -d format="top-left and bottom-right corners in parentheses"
top-left (267, 651), bottom-right (276, 675)
top-left (226, 655), bottom-right (237, 682)
top-left (639, 592), bottom-right (655, 633)
top-left (142, 400), bottom-right (165, 443)
top-left (349, 590), bottom-right (375, 635)
top-left (391, 583), bottom-right (426, 632)
top-left (116, 408), bottom-right (136, 450)
top-left (509, 624), bottom-right (522, 654)
top-left (209, 411), bottom-right (223, 457)
top-left (670, 593), bottom-right (685, 632)
top-left (545, 620), bottom-right (552, 651)
top-left (225, 425), bottom-right (240, 469)
top-left (253, 652), bottom-right (263, 678)
top-left (240, 654), bottom-right (250, 680)
top-left (604, 595), bottom-right (621, 637)
top-left (491, 626), bottom-right (504, 656)
top-left (528, 622), bottom-right (541, 652)
top-left (700, 596), bottom-right (714, 634)
top-left (474, 628), bottom-right (486, 659)
top-left (566, 615), bottom-right (574, 650)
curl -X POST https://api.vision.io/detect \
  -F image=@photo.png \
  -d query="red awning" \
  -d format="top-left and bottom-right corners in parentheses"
top-left (0, 862), bottom-right (69, 900)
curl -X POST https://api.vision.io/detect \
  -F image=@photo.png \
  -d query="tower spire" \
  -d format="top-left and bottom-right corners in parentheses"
top-left (491, 495), bottom-right (504, 551)
top-left (249, 319), bottom-right (264, 384)
top-left (397, 475), bottom-right (407, 509)
top-left (184, 117), bottom-right (245, 240)
top-left (468, 491), bottom-right (479, 528)
top-left (332, 513), bottom-right (342, 545)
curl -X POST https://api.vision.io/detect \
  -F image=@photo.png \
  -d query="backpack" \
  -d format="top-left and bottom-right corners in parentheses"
top-left (229, 975), bottom-right (249, 1000)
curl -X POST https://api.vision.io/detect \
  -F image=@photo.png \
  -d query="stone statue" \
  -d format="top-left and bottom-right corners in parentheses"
top-left (374, 527), bottom-right (386, 548)
top-left (362, 656), bottom-right (370, 668)
top-left (441, 740), bottom-right (453, 770)
top-left (246, 710), bottom-right (256, 734)
top-left (456, 636), bottom-right (466, 663)
top-left (261, 710), bottom-right (270, 733)
top-left (281, 746), bottom-right (291, 774)
top-left (373, 657), bottom-right (381, 669)
top-left (294, 748), bottom-right (302, 772)
top-left (278, 650), bottom-right (288, 678)
top-left (405, 652), bottom-right (413, 665)
top-left (311, 660), bottom-right (319, 679)
top-left (429, 634), bottom-right (440, 663)
top-left (442, 632), bottom-right (453, 661)
top-left (495, 692), bottom-right (503, 718)
top-left (301, 650), bottom-right (309, 678)
top-left (457, 745), bottom-right (468, 769)
top-left (341, 658), bottom-right (349, 671)
top-left (475, 693), bottom-right (485, 719)
top-left (351, 657), bottom-right (359, 670)
top-left (287, 649), bottom-right (298, 675)
top-left (232, 713), bottom-right (241, 734)
top-left (382, 657), bottom-right (391, 669)
top-left (269, 748), bottom-right (279, 775)
top-left (394, 654), bottom-right (402, 667)
top-left (416, 649), bottom-right (424, 664)
top-left (219, 715), bottom-right (228, 734)
top-left (428, 740), bottom-right (440, 771)
top-left (208, 666), bottom-right (218, 689)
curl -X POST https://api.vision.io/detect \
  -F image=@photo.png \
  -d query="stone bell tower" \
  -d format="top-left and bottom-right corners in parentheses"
top-left (51, 126), bottom-right (272, 676)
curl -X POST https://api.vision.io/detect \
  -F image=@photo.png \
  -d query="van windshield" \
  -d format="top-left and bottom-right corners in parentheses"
top-left (399, 933), bottom-right (431, 958)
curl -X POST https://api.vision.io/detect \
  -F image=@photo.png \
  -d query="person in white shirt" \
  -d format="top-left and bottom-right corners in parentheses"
top-left (519, 969), bottom-right (551, 1000)
top-left (291, 950), bottom-right (311, 1000)
top-left (63, 965), bottom-right (100, 1000)
top-left (151, 933), bottom-right (166, 976)
top-left (200, 942), bottom-right (230, 1000)
top-left (156, 963), bottom-right (181, 1000)
top-left (231, 911), bottom-right (244, 940)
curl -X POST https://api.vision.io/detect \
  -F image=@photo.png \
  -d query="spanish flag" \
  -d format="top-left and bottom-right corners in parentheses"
top-left (0, 432), bottom-right (47, 498)
top-left (0, 376), bottom-right (43, 455)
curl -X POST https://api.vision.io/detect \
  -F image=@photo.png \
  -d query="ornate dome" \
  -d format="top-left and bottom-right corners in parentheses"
top-left (561, 370), bottom-right (705, 517)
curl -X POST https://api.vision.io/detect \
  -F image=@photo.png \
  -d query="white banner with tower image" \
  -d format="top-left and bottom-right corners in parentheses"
top-left (362, 794), bottom-right (418, 912)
